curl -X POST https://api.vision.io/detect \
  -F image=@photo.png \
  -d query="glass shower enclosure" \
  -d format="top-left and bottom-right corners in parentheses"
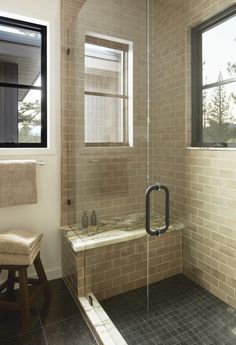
top-left (62, 0), bottom-right (177, 343)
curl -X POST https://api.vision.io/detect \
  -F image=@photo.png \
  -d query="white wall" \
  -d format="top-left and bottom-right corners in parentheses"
top-left (0, 0), bottom-right (61, 279)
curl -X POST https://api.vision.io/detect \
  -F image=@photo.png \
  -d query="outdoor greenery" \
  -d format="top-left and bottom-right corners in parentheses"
top-left (18, 100), bottom-right (41, 143)
top-left (203, 71), bottom-right (236, 144)
top-left (227, 61), bottom-right (236, 104)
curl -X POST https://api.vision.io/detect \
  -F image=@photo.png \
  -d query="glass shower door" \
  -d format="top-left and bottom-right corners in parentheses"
top-left (66, 0), bottom-right (153, 343)
top-left (68, 0), bottom-right (149, 226)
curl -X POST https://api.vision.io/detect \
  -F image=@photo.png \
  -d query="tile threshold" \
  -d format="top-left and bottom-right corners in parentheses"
top-left (79, 293), bottom-right (127, 345)
top-left (63, 279), bottom-right (127, 345)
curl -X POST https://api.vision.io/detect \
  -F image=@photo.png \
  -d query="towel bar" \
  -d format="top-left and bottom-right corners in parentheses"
top-left (0, 160), bottom-right (45, 166)
top-left (36, 160), bottom-right (45, 166)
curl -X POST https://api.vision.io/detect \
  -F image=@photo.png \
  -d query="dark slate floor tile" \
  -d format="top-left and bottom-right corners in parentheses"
top-left (0, 309), bottom-right (41, 342)
top-left (101, 274), bottom-right (236, 345)
top-left (48, 279), bottom-right (68, 297)
top-left (0, 329), bottom-right (46, 345)
top-left (37, 289), bottom-right (79, 326)
top-left (0, 278), bottom-right (96, 345)
top-left (44, 314), bottom-right (97, 345)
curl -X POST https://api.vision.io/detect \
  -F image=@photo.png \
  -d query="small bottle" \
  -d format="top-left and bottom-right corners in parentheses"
top-left (81, 211), bottom-right (88, 229)
top-left (90, 210), bottom-right (97, 226)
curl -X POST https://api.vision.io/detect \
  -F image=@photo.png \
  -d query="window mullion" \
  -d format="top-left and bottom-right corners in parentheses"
top-left (0, 82), bottom-right (42, 90)
top-left (202, 78), bottom-right (236, 90)
top-left (84, 91), bottom-right (128, 99)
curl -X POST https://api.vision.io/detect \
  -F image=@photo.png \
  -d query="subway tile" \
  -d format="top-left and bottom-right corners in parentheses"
top-left (219, 245), bottom-right (235, 258)
top-left (219, 281), bottom-right (235, 298)
top-left (61, 0), bottom-right (236, 311)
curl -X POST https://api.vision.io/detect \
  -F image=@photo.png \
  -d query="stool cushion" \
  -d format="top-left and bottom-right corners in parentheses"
top-left (0, 229), bottom-right (42, 266)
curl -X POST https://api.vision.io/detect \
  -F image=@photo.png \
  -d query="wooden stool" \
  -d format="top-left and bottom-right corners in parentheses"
top-left (0, 230), bottom-right (52, 332)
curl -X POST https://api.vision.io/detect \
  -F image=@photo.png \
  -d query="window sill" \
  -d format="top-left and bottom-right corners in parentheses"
top-left (186, 146), bottom-right (236, 151)
top-left (0, 147), bottom-right (56, 156)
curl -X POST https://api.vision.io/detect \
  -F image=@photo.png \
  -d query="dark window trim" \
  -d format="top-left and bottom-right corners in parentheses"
top-left (191, 4), bottom-right (236, 148)
top-left (0, 16), bottom-right (47, 148)
top-left (0, 83), bottom-right (42, 90)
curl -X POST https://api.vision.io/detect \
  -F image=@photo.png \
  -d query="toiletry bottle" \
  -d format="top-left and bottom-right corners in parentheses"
top-left (90, 210), bottom-right (97, 226)
top-left (82, 211), bottom-right (88, 229)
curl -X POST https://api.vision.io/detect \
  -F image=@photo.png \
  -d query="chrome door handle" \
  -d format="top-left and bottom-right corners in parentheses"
top-left (145, 183), bottom-right (169, 236)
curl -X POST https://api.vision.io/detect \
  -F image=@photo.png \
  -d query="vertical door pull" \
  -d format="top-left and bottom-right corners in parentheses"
top-left (145, 183), bottom-right (169, 236)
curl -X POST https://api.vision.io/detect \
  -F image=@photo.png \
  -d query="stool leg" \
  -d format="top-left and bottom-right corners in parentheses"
top-left (19, 267), bottom-right (31, 332)
top-left (34, 254), bottom-right (52, 302)
top-left (6, 270), bottom-right (16, 298)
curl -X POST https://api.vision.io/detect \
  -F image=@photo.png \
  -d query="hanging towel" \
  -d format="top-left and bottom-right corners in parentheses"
top-left (0, 160), bottom-right (37, 208)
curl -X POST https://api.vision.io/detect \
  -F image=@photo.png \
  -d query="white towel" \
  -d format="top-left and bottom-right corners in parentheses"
top-left (0, 160), bottom-right (37, 208)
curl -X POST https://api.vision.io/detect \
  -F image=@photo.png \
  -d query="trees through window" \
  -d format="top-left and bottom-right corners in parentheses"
top-left (191, 5), bottom-right (236, 147)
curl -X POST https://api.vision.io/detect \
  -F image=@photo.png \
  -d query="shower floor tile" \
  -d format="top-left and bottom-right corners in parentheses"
top-left (101, 274), bottom-right (236, 345)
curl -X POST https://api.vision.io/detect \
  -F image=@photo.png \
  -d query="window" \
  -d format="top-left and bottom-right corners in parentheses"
top-left (0, 17), bottom-right (47, 147)
top-left (191, 5), bottom-right (236, 147)
top-left (84, 35), bottom-right (132, 146)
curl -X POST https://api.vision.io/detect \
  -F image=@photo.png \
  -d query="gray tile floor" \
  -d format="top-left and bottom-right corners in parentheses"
top-left (101, 274), bottom-right (236, 345)
top-left (2, 274), bottom-right (236, 345)
top-left (0, 279), bottom-right (96, 345)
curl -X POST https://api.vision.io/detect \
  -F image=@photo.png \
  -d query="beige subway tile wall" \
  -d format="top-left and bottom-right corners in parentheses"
top-left (150, 0), bottom-right (236, 308)
top-left (62, 230), bottom-right (182, 301)
top-left (61, 0), bottom-right (86, 225)
top-left (61, 0), bottom-right (149, 226)
top-left (61, 0), bottom-right (236, 309)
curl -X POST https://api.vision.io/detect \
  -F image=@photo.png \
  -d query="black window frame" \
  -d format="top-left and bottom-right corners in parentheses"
top-left (0, 16), bottom-right (47, 148)
top-left (191, 5), bottom-right (236, 148)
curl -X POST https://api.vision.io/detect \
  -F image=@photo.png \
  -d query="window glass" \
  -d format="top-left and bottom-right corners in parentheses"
top-left (191, 6), bottom-right (236, 147)
top-left (202, 82), bottom-right (236, 144)
top-left (0, 17), bottom-right (47, 147)
top-left (84, 35), bottom-right (130, 146)
top-left (0, 87), bottom-right (41, 144)
top-left (85, 43), bottom-right (123, 94)
top-left (85, 95), bottom-right (125, 144)
top-left (202, 16), bottom-right (236, 85)
top-left (0, 24), bottom-right (41, 86)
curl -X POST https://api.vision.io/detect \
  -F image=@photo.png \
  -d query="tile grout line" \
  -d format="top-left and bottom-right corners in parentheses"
top-left (36, 308), bottom-right (49, 345)
top-left (0, 281), bottom-right (94, 345)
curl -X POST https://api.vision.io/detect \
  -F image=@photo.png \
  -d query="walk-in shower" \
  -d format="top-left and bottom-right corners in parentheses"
top-left (61, 0), bottom-right (236, 344)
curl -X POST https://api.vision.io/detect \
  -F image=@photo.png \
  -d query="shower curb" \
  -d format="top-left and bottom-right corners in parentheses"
top-left (63, 277), bottom-right (127, 345)
top-left (79, 293), bottom-right (128, 345)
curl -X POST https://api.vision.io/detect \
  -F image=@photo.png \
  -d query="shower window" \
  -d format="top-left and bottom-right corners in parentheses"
top-left (191, 5), bottom-right (236, 148)
top-left (84, 35), bottom-right (132, 146)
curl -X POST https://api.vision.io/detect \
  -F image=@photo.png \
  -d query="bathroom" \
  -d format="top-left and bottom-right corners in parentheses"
top-left (0, 0), bottom-right (236, 344)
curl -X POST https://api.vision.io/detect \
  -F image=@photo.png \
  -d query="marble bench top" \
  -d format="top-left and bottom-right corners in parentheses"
top-left (61, 213), bottom-right (184, 252)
